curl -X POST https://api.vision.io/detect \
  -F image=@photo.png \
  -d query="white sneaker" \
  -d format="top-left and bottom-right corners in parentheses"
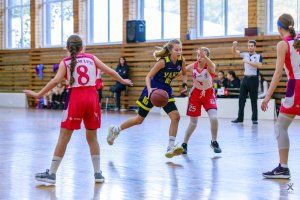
top-left (165, 145), bottom-right (184, 158)
top-left (107, 126), bottom-right (120, 145)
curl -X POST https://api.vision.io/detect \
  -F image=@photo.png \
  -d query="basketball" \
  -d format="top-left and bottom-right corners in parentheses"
top-left (150, 89), bottom-right (169, 107)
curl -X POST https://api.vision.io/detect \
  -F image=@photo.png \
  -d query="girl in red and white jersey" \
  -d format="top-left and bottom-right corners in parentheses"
top-left (181, 47), bottom-right (222, 154)
top-left (24, 35), bottom-right (133, 184)
top-left (261, 14), bottom-right (300, 179)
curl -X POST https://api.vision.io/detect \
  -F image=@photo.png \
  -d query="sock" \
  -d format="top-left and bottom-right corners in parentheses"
top-left (168, 136), bottom-right (176, 148)
top-left (280, 163), bottom-right (288, 168)
top-left (92, 155), bottom-right (101, 173)
top-left (49, 156), bottom-right (62, 174)
top-left (115, 126), bottom-right (121, 133)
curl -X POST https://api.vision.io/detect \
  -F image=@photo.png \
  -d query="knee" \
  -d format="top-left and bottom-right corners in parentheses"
top-left (134, 116), bottom-right (144, 125)
top-left (170, 112), bottom-right (180, 122)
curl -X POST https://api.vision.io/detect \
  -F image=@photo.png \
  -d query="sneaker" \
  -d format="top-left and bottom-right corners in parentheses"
top-left (107, 126), bottom-right (120, 145)
top-left (94, 171), bottom-right (105, 183)
top-left (262, 164), bottom-right (290, 179)
top-left (252, 120), bottom-right (258, 124)
top-left (231, 118), bottom-right (243, 123)
top-left (165, 145), bottom-right (184, 158)
top-left (35, 169), bottom-right (56, 184)
top-left (210, 141), bottom-right (222, 153)
top-left (182, 143), bottom-right (188, 154)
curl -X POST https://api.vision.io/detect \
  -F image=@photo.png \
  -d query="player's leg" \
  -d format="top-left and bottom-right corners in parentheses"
top-left (182, 117), bottom-right (198, 154)
top-left (35, 128), bottom-right (74, 184)
top-left (86, 129), bottom-right (105, 183)
top-left (262, 113), bottom-right (294, 179)
top-left (163, 101), bottom-right (184, 158)
top-left (107, 89), bottom-right (151, 145)
top-left (207, 109), bottom-right (221, 153)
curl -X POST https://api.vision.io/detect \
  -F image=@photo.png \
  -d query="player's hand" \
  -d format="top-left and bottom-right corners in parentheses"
top-left (261, 97), bottom-right (270, 112)
top-left (122, 79), bottom-right (133, 86)
top-left (23, 90), bottom-right (39, 98)
top-left (233, 41), bottom-right (238, 47)
top-left (148, 88), bottom-right (157, 98)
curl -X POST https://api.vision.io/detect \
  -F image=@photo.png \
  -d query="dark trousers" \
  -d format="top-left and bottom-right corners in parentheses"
top-left (238, 76), bottom-right (259, 121)
top-left (110, 83), bottom-right (126, 109)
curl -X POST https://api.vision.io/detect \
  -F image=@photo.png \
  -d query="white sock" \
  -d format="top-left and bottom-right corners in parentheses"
top-left (168, 136), bottom-right (176, 148)
top-left (280, 163), bottom-right (288, 168)
top-left (92, 155), bottom-right (101, 173)
top-left (49, 156), bottom-right (62, 174)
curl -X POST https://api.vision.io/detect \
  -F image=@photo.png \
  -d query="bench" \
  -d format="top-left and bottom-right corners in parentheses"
top-left (0, 93), bottom-right (28, 108)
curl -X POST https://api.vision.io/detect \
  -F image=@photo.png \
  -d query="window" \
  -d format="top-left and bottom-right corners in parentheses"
top-left (6, 0), bottom-right (30, 48)
top-left (88, 0), bottom-right (123, 44)
top-left (44, 0), bottom-right (73, 46)
top-left (198, 0), bottom-right (248, 37)
top-left (268, 0), bottom-right (299, 33)
top-left (139, 0), bottom-right (180, 40)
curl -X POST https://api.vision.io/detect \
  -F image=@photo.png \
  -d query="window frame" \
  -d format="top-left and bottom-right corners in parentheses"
top-left (43, 0), bottom-right (73, 47)
top-left (197, 0), bottom-right (247, 38)
top-left (139, 0), bottom-right (180, 40)
top-left (5, 0), bottom-right (31, 49)
top-left (88, 0), bottom-right (123, 44)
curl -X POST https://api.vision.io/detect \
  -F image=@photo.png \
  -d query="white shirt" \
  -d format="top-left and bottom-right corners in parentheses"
top-left (240, 52), bottom-right (263, 76)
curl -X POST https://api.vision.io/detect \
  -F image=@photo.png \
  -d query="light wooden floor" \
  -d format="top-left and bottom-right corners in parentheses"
top-left (0, 108), bottom-right (299, 200)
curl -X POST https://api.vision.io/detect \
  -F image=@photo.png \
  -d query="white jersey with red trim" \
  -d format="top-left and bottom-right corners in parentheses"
top-left (283, 35), bottom-right (300, 80)
top-left (192, 62), bottom-right (214, 91)
top-left (63, 53), bottom-right (98, 88)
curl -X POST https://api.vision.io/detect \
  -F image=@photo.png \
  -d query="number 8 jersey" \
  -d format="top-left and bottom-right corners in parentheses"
top-left (63, 53), bottom-right (98, 87)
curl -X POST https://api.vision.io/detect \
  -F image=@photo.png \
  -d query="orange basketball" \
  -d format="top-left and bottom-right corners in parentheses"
top-left (150, 89), bottom-right (169, 107)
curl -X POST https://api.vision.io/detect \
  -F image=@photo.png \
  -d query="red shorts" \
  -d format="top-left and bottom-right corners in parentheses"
top-left (187, 88), bottom-right (217, 117)
top-left (280, 79), bottom-right (300, 116)
top-left (61, 86), bottom-right (101, 130)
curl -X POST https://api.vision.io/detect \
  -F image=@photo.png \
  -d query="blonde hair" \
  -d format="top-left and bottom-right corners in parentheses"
top-left (153, 39), bottom-right (182, 60)
top-left (199, 47), bottom-right (210, 57)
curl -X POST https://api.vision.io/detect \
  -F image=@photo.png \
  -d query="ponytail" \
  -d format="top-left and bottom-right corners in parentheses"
top-left (153, 39), bottom-right (182, 60)
top-left (66, 35), bottom-right (83, 86)
top-left (290, 26), bottom-right (300, 50)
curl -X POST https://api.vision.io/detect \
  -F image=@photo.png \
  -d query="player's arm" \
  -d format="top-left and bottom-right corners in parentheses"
top-left (146, 59), bottom-right (165, 96)
top-left (200, 49), bottom-right (216, 73)
top-left (94, 56), bottom-right (133, 86)
top-left (264, 41), bottom-right (286, 101)
top-left (232, 41), bottom-right (240, 54)
top-left (24, 61), bottom-right (66, 98)
top-left (243, 57), bottom-right (263, 69)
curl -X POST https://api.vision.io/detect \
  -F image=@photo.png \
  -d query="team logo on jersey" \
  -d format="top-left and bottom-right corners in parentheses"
top-left (210, 99), bottom-right (216, 104)
top-left (177, 65), bottom-right (181, 70)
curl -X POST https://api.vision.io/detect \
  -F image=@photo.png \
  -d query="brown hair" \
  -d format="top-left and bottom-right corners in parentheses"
top-left (200, 47), bottom-right (210, 57)
top-left (278, 13), bottom-right (300, 50)
top-left (66, 35), bottom-right (83, 86)
top-left (153, 39), bottom-right (182, 60)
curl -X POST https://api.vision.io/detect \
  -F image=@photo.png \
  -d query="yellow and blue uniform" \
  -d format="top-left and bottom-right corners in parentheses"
top-left (136, 55), bottom-right (183, 117)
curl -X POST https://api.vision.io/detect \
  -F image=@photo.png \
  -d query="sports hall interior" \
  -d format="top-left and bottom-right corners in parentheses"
top-left (0, 0), bottom-right (299, 199)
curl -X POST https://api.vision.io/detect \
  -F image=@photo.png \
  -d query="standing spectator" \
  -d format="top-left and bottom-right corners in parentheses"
top-left (231, 40), bottom-right (263, 124)
top-left (110, 57), bottom-right (129, 111)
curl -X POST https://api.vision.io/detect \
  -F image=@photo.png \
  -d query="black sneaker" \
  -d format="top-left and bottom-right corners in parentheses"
top-left (210, 141), bottom-right (222, 153)
top-left (262, 164), bottom-right (290, 179)
top-left (231, 118), bottom-right (243, 123)
top-left (252, 120), bottom-right (258, 124)
top-left (181, 143), bottom-right (188, 154)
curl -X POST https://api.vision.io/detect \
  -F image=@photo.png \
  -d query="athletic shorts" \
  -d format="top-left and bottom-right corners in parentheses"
top-left (61, 86), bottom-right (101, 130)
top-left (187, 87), bottom-right (217, 117)
top-left (280, 79), bottom-right (300, 116)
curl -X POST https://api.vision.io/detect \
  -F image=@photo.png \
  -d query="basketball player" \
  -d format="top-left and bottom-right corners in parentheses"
top-left (181, 48), bottom-right (222, 154)
top-left (261, 13), bottom-right (300, 179)
top-left (107, 39), bottom-right (188, 158)
top-left (24, 35), bottom-right (133, 184)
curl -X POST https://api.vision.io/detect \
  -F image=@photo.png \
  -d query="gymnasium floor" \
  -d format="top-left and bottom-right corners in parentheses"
top-left (0, 107), bottom-right (299, 200)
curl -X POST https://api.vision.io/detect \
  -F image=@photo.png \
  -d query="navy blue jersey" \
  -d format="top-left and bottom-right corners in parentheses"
top-left (136, 55), bottom-right (183, 112)
top-left (152, 55), bottom-right (183, 85)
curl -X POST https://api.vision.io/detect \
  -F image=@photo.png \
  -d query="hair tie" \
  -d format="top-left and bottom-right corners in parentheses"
top-left (288, 25), bottom-right (293, 29)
